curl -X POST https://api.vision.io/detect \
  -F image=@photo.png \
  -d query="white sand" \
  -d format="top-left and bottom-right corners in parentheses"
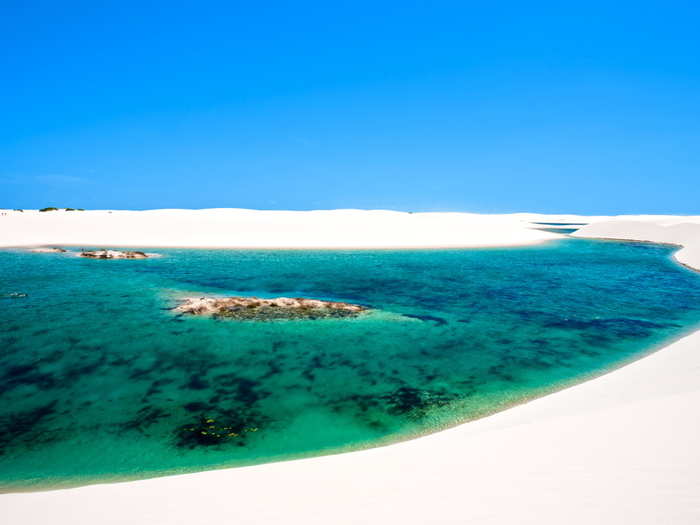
top-left (2, 211), bottom-right (700, 524)
top-left (0, 208), bottom-right (559, 249)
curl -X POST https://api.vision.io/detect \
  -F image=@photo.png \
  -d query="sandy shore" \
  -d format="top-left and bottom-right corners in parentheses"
top-left (2, 211), bottom-right (700, 524)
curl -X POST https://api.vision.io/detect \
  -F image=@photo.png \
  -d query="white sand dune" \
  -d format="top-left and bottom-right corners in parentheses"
top-left (572, 216), bottom-right (700, 270)
top-left (0, 208), bottom-right (560, 249)
top-left (1, 210), bottom-right (700, 524)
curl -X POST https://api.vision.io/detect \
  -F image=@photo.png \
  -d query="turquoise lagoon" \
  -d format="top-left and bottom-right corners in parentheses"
top-left (1, 239), bottom-right (700, 491)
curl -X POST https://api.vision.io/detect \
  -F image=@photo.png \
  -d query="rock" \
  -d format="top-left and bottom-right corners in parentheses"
top-left (174, 296), bottom-right (368, 321)
top-left (29, 247), bottom-right (67, 253)
top-left (79, 250), bottom-right (150, 259)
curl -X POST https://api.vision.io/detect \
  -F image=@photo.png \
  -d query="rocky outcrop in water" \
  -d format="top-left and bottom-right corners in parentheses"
top-left (79, 249), bottom-right (150, 259)
top-left (29, 247), bottom-right (67, 253)
top-left (174, 296), bottom-right (368, 321)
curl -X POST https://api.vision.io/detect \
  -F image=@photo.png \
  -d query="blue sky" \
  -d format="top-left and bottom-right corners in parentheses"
top-left (2, 1), bottom-right (698, 213)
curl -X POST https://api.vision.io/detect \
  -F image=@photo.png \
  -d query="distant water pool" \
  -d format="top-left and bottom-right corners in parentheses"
top-left (532, 227), bottom-right (580, 234)
top-left (1, 239), bottom-right (700, 491)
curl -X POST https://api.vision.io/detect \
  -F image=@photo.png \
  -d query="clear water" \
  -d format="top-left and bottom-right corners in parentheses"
top-left (1, 239), bottom-right (700, 492)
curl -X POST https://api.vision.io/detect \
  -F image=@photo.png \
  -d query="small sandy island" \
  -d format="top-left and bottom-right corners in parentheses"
top-left (175, 296), bottom-right (367, 320)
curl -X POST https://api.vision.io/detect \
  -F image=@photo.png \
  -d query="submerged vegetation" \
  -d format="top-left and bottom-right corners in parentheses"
top-left (176, 413), bottom-right (263, 448)
top-left (383, 386), bottom-right (460, 419)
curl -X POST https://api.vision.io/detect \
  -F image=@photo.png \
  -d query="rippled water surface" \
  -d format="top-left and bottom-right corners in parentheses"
top-left (1, 239), bottom-right (700, 491)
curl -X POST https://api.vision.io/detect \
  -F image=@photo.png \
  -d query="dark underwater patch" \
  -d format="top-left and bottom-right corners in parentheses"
top-left (381, 386), bottom-right (458, 419)
top-left (60, 355), bottom-right (107, 384)
top-left (184, 402), bottom-right (211, 412)
top-left (0, 363), bottom-right (57, 395)
top-left (211, 374), bottom-right (270, 405)
top-left (402, 313), bottom-right (448, 326)
top-left (545, 317), bottom-right (677, 338)
top-left (175, 408), bottom-right (267, 449)
top-left (185, 374), bottom-right (209, 390)
top-left (120, 406), bottom-right (169, 435)
top-left (0, 401), bottom-right (58, 455)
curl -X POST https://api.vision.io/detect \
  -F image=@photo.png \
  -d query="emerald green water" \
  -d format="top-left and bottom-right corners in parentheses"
top-left (1, 239), bottom-right (700, 492)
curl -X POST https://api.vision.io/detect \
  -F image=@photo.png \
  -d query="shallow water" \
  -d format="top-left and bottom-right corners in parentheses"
top-left (1, 239), bottom-right (700, 491)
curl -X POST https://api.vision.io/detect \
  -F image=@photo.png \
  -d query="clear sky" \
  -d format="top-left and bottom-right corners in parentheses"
top-left (2, 1), bottom-right (698, 213)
